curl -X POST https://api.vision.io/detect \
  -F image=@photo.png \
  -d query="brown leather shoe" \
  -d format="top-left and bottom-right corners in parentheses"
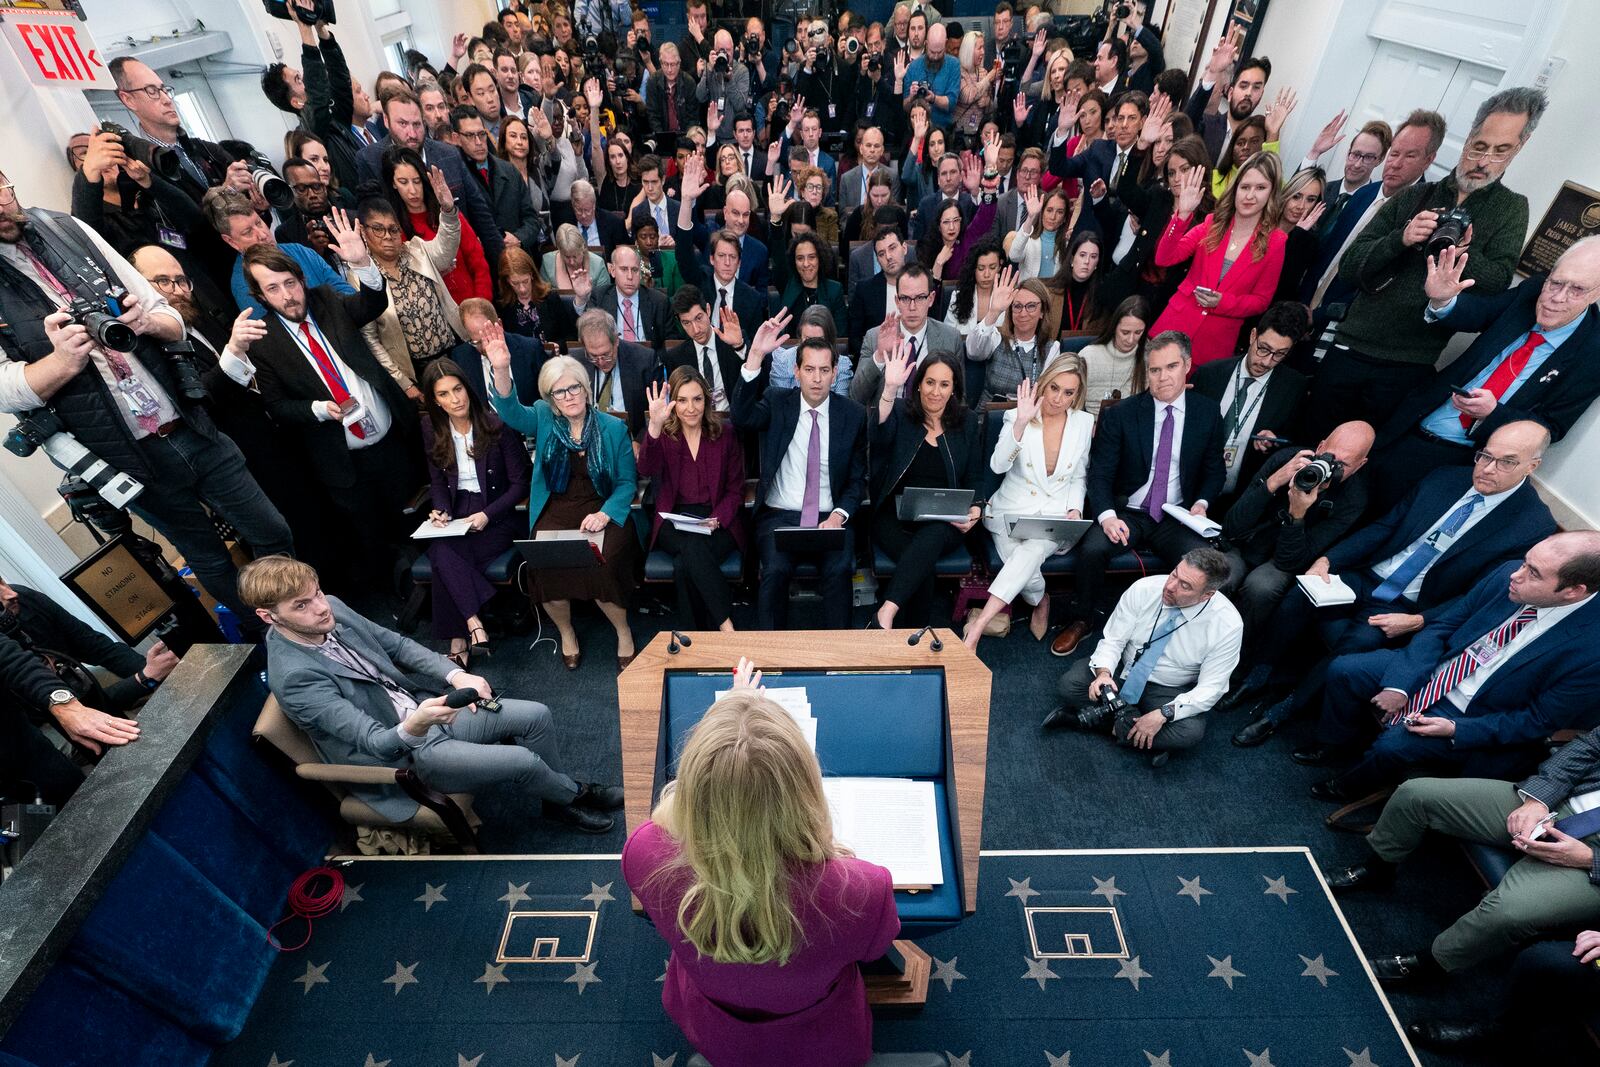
top-left (1050, 620), bottom-right (1091, 657)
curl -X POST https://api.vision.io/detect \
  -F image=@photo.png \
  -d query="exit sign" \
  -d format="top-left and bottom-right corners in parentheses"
top-left (3, 13), bottom-right (114, 90)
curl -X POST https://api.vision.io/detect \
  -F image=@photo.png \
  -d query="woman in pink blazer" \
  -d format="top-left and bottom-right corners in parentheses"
top-left (1150, 151), bottom-right (1287, 370)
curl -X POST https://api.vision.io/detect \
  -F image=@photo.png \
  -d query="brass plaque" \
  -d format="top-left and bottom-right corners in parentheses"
top-left (63, 540), bottom-right (174, 643)
top-left (1518, 181), bottom-right (1600, 277)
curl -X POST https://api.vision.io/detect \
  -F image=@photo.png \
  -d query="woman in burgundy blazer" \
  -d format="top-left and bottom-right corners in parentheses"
top-left (1151, 151), bottom-right (1287, 370)
top-left (418, 359), bottom-right (530, 665)
top-left (637, 365), bottom-right (747, 631)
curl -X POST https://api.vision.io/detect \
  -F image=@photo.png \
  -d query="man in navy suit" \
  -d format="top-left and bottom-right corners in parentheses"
top-left (1367, 238), bottom-right (1600, 512)
top-left (721, 113), bottom-right (767, 183)
top-left (1045, 89), bottom-right (1150, 238)
top-left (1054, 332), bottom-right (1227, 656)
top-left (590, 244), bottom-right (674, 351)
top-left (1231, 420), bottom-right (1558, 747)
top-left (913, 153), bottom-right (974, 243)
top-left (628, 155), bottom-right (680, 240)
top-left (353, 89), bottom-right (503, 272)
top-left (1310, 532), bottom-right (1600, 801)
top-left (672, 228), bottom-right (766, 348)
top-left (672, 155), bottom-right (769, 290)
top-left (449, 300), bottom-right (541, 407)
top-left (568, 181), bottom-right (630, 257)
top-left (734, 328), bottom-right (869, 630)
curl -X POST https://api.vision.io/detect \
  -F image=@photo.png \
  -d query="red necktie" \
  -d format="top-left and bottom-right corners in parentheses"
top-left (1464, 330), bottom-right (1543, 429)
top-left (301, 322), bottom-right (365, 439)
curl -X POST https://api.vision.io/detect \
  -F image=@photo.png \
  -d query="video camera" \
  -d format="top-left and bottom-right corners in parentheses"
top-left (4, 409), bottom-right (144, 509)
top-left (262, 0), bottom-right (337, 26)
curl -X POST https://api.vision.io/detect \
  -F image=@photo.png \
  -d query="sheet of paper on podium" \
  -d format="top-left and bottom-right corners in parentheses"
top-left (821, 777), bottom-right (943, 887)
top-left (715, 686), bottom-right (817, 749)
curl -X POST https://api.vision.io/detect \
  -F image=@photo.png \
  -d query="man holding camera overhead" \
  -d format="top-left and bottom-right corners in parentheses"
top-left (696, 29), bottom-right (751, 145)
top-left (0, 170), bottom-right (293, 625)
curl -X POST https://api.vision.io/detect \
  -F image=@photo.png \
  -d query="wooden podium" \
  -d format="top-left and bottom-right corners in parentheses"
top-left (617, 629), bottom-right (992, 915)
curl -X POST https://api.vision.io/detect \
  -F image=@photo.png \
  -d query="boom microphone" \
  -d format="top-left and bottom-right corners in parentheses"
top-left (907, 626), bottom-right (944, 651)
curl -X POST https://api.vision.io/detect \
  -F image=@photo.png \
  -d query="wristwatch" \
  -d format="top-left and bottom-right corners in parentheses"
top-left (48, 688), bottom-right (75, 708)
top-left (1159, 703), bottom-right (1176, 722)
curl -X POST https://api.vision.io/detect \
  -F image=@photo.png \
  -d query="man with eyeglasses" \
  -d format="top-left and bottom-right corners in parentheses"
top-left (1228, 421), bottom-right (1556, 753)
top-left (1300, 120), bottom-right (1391, 240)
top-left (258, 0), bottom-right (366, 193)
top-left (1309, 87), bottom-right (1545, 436)
top-left (448, 108), bottom-right (540, 251)
top-left (108, 58), bottom-right (241, 204)
top-left (272, 158), bottom-right (338, 268)
top-left (1366, 236), bottom-right (1600, 514)
top-left (850, 265), bottom-right (963, 406)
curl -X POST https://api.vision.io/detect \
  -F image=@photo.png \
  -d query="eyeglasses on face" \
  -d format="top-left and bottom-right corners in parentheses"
top-left (1461, 144), bottom-right (1516, 162)
top-left (895, 292), bottom-right (932, 306)
top-left (1254, 339), bottom-right (1293, 361)
top-left (1345, 150), bottom-right (1381, 164)
top-left (1543, 278), bottom-right (1596, 300)
top-left (1011, 300), bottom-right (1042, 313)
top-left (364, 223), bottom-right (404, 238)
top-left (121, 84), bottom-right (175, 101)
top-left (550, 383), bottom-right (586, 401)
top-left (1472, 450), bottom-right (1523, 472)
top-left (148, 275), bottom-right (192, 291)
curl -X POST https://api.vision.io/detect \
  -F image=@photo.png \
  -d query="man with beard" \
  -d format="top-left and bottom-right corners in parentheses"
top-left (1183, 27), bottom-right (1271, 165)
top-left (274, 158), bottom-right (338, 267)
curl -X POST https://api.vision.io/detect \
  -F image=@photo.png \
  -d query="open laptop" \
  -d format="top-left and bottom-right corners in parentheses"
top-left (1006, 516), bottom-right (1093, 548)
top-left (896, 487), bottom-right (975, 522)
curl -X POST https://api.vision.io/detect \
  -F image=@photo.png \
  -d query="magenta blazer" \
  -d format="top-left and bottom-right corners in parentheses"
top-left (623, 820), bottom-right (901, 1067)
top-left (1151, 212), bottom-right (1287, 369)
top-left (636, 426), bottom-right (748, 553)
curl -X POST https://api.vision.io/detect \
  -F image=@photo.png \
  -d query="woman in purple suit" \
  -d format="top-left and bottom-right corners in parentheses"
top-left (623, 665), bottom-right (901, 1067)
top-left (418, 359), bottom-right (530, 666)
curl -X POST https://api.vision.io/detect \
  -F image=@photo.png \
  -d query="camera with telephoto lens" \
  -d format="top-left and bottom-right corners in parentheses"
top-left (714, 50), bottom-right (732, 75)
top-left (220, 142), bottom-right (293, 212)
top-left (1114, 2), bottom-right (1132, 17)
top-left (65, 291), bottom-right (137, 353)
top-left (842, 37), bottom-right (861, 58)
top-left (582, 34), bottom-right (601, 64)
top-left (162, 339), bottom-right (208, 401)
top-left (1097, 682), bottom-right (1131, 716)
top-left (262, 0), bottom-right (337, 26)
top-left (770, 96), bottom-right (792, 130)
top-left (96, 121), bottom-right (180, 183)
top-left (4, 409), bottom-right (145, 509)
top-left (1426, 207), bottom-right (1473, 256)
top-left (1292, 452), bottom-right (1345, 493)
top-left (865, 51), bottom-right (883, 74)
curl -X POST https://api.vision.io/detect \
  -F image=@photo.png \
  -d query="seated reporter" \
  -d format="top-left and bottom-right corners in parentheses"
top-left (623, 668), bottom-right (900, 1067)
top-left (869, 347), bottom-right (987, 631)
top-left (966, 273), bottom-right (1060, 402)
top-left (1046, 548), bottom-right (1243, 762)
top-left (241, 556), bottom-right (621, 834)
top-left (1402, 934), bottom-right (1600, 1052)
top-left (664, 285), bottom-right (745, 417)
top-left (639, 369), bottom-right (747, 631)
top-left (542, 222), bottom-right (614, 300)
top-left (418, 359), bottom-right (530, 668)
top-left (1306, 532), bottom-right (1600, 803)
top-left (964, 356), bottom-right (1094, 652)
top-left (484, 336), bottom-right (639, 669)
top-left (497, 246), bottom-right (578, 348)
top-left (448, 298), bottom-right (543, 408)
top-left (773, 228), bottom-right (848, 329)
top-left (766, 305), bottom-right (856, 398)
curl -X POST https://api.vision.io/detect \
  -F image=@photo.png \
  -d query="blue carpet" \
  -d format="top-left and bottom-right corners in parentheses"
top-left (215, 848), bottom-right (1415, 1067)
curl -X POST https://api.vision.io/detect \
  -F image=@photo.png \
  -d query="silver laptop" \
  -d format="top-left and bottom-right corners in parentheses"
top-left (1006, 516), bottom-right (1093, 547)
top-left (896, 487), bottom-right (975, 522)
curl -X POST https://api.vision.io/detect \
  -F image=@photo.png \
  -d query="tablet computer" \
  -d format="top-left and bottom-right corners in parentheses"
top-left (895, 487), bottom-right (975, 522)
top-left (773, 526), bottom-right (849, 554)
top-left (514, 533), bottom-right (602, 568)
top-left (1006, 516), bottom-right (1093, 547)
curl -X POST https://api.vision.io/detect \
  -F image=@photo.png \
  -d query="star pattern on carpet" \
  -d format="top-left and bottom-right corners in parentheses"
top-left (1005, 876), bottom-right (1040, 904)
top-left (1143, 1051), bottom-right (1172, 1067)
top-left (475, 962), bottom-right (509, 994)
top-left (382, 961), bottom-right (419, 995)
top-left (1021, 956), bottom-right (1060, 990)
top-left (363, 1056), bottom-right (390, 1067)
top-left (415, 883), bottom-right (447, 911)
top-left (1091, 875), bottom-right (1126, 903)
top-left (458, 1055), bottom-right (484, 1067)
top-left (266, 1056), bottom-right (293, 1067)
top-left (931, 956), bottom-right (967, 993)
top-left (582, 881), bottom-right (615, 908)
top-left (1262, 875), bottom-right (1297, 903)
top-left (1244, 1050), bottom-right (1275, 1067)
top-left (1206, 955), bottom-right (1244, 989)
top-left (293, 960), bottom-right (329, 994)
top-left (1299, 953), bottom-right (1338, 987)
top-left (1177, 876), bottom-right (1212, 905)
top-left (1115, 955), bottom-right (1151, 991)
top-left (500, 881), bottom-right (533, 908)
top-left (651, 1055), bottom-right (678, 1067)
top-left (1342, 1049), bottom-right (1378, 1067)
top-left (1045, 1052), bottom-right (1072, 1066)
top-left (947, 1053), bottom-right (972, 1067)
top-left (566, 960), bottom-right (601, 994)
top-left (555, 1056), bottom-right (580, 1067)
top-left (340, 883), bottom-right (364, 911)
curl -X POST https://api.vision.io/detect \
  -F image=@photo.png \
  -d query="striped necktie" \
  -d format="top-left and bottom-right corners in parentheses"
top-left (1409, 605), bottom-right (1538, 713)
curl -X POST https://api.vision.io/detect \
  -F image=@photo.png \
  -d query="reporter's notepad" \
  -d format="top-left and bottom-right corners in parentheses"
top-left (1161, 502), bottom-right (1222, 538)
top-left (821, 777), bottom-right (943, 887)
top-left (411, 517), bottom-right (475, 539)
top-left (1297, 573), bottom-right (1357, 606)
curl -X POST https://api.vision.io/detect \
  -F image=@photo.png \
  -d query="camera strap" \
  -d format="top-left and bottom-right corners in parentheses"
top-left (24, 210), bottom-right (120, 306)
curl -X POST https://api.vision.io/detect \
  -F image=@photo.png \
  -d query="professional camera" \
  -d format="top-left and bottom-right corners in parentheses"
top-left (4, 410), bottom-right (145, 509)
top-left (263, 0), bottom-right (337, 26)
top-left (65, 292), bottom-right (137, 353)
top-left (1292, 452), bottom-right (1346, 493)
top-left (842, 37), bottom-right (861, 58)
top-left (97, 121), bottom-right (179, 183)
top-left (1096, 682), bottom-right (1131, 717)
top-left (220, 142), bottom-right (293, 212)
top-left (744, 33), bottom-right (761, 56)
top-left (582, 33), bottom-right (602, 64)
top-left (1426, 207), bottom-right (1473, 256)
top-left (770, 96), bottom-right (793, 130)
top-left (714, 50), bottom-right (732, 76)
top-left (1114, 2), bottom-right (1132, 17)
top-left (162, 339), bottom-right (208, 402)
top-left (1001, 38), bottom-right (1025, 80)
top-left (865, 52), bottom-right (883, 74)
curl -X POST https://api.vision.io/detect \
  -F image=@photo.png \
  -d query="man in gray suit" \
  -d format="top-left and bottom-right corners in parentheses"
top-left (240, 556), bottom-right (621, 833)
top-left (837, 125), bottom-right (901, 219)
top-left (850, 265), bottom-right (964, 405)
top-left (989, 147), bottom-right (1046, 242)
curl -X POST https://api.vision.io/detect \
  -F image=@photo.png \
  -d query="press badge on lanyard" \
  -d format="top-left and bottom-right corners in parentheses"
top-left (117, 375), bottom-right (162, 418)
top-left (1464, 634), bottom-right (1507, 669)
top-left (157, 226), bottom-right (187, 250)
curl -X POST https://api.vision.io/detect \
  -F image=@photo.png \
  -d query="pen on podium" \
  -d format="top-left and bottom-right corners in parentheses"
top-left (667, 630), bottom-right (694, 654)
top-left (906, 625), bottom-right (943, 652)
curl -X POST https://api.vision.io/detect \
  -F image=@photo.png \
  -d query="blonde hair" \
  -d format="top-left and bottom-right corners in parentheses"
top-left (958, 30), bottom-right (984, 72)
top-left (237, 554), bottom-right (319, 611)
top-left (1205, 150), bottom-right (1283, 260)
top-left (1032, 352), bottom-right (1088, 424)
top-left (652, 692), bottom-right (848, 964)
top-left (537, 354), bottom-right (591, 405)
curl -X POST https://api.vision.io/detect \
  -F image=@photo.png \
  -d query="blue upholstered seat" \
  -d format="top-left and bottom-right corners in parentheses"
top-left (872, 543), bottom-right (974, 578)
top-left (409, 548), bottom-right (519, 585)
top-left (983, 539), bottom-right (1162, 575)
top-left (644, 548), bottom-right (744, 582)
top-left (1462, 842), bottom-right (1518, 887)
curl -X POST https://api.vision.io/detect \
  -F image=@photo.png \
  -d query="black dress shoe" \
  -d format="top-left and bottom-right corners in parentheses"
top-left (1291, 744), bottom-right (1347, 766)
top-left (1216, 681), bottom-right (1267, 715)
top-left (572, 783), bottom-right (626, 811)
top-left (1042, 703), bottom-right (1112, 732)
top-left (1232, 715), bottom-right (1277, 747)
top-left (1407, 1018), bottom-right (1505, 1048)
top-left (1325, 860), bottom-right (1396, 892)
top-left (1367, 953), bottom-right (1441, 984)
top-left (543, 801), bottom-right (616, 834)
top-left (1309, 778), bottom-right (1352, 803)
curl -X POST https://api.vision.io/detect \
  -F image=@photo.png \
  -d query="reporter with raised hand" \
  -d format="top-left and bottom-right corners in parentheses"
top-left (260, 0), bottom-right (366, 193)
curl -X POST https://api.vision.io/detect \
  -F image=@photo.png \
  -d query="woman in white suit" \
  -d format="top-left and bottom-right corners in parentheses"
top-left (963, 353), bottom-right (1093, 652)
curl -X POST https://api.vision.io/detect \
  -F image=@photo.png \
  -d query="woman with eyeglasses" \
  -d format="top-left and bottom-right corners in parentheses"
top-left (790, 165), bottom-right (840, 254)
top-left (383, 145), bottom-right (493, 306)
top-left (485, 342), bottom-right (640, 671)
top-left (963, 354), bottom-right (1094, 651)
top-left (1274, 166), bottom-right (1328, 301)
top-left (969, 275), bottom-right (1060, 403)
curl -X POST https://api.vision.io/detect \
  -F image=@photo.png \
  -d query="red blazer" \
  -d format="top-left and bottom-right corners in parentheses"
top-left (636, 426), bottom-right (747, 553)
top-left (1151, 213), bottom-right (1286, 369)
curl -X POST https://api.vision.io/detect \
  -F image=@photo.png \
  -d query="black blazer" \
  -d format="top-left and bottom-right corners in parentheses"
top-left (1047, 137), bottom-right (1123, 236)
top-left (249, 280), bottom-right (415, 490)
top-left (661, 335), bottom-right (743, 412)
top-left (476, 152), bottom-right (541, 249)
top-left (1085, 391), bottom-right (1227, 519)
top-left (869, 402), bottom-right (990, 505)
top-left (577, 209), bottom-right (631, 258)
top-left (645, 71), bottom-right (699, 140)
top-left (733, 364), bottom-right (869, 519)
top-left (578, 340), bottom-right (659, 436)
top-left (1192, 356), bottom-right (1308, 488)
top-left (673, 246), bottom-right (767, 348)
top-left (1380, 275), bottom-right (1600, 446)
top-left (450, 331), bottom-right (543, 409)
top-left (1325, 466), bottom-right (1556, 614)
top-left (847, 272), bottom-right (893, 354)
top-left (594, 286), bottom-right (675, 351)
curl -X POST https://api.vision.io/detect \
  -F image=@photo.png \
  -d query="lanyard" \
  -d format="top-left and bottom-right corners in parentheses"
top-left (285, 315), bottom-right (351, 392)
top-left (1223, 369), bottom-right (1267, 445)
top-left (1134, 596), bottom-right (1208, 659)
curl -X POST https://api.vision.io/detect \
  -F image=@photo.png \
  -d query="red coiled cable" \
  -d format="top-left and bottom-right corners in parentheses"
top-left (265, 866), bottom-right (345, 952)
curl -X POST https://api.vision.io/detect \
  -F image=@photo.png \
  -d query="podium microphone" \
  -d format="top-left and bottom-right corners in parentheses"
top-left (667, 630), bottom-right (694, 654)
top-left (907, 626), bottom-right (944, 652)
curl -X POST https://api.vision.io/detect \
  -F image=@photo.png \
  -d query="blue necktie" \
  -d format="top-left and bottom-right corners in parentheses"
top-left (1371, 493), bottom-right (1483, 603)
top-left (1555, 806), bottom-right (1600, 840)
top-left (1119, 606), bottom-right (1185, 704)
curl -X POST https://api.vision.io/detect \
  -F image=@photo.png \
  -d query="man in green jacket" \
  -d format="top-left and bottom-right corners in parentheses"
top-left (1310, 86), bottom-right (1546, 432)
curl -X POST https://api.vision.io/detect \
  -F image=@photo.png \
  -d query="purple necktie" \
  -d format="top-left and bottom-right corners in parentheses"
top-left (800, 408), bottom-right (822, 527)
top-left (1147, 404), bottom-right (1175, 522)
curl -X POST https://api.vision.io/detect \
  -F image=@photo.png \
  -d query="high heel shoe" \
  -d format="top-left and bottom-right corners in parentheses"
top-left (560, 637), bottom-right (581, 671)
top-left (469, 624), bottom-right (491, 654)
top-left (1029, 605), bottom-right (1051, 642)
top-left (447, 648), bottom-right (470, 669)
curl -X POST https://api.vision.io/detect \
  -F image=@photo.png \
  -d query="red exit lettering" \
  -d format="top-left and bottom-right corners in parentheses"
top-left (18, 22), bottom-right (100, 84)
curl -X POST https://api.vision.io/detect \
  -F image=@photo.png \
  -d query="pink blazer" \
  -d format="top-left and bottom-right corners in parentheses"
top-left (1151, 213), bottom-right (1286, 369)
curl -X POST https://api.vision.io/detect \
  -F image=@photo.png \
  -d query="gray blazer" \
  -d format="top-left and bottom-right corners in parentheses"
top-left (849, 319), bottom-right (965, 406)
top-left (837, 163), bottom-right (902, 218)
top-left (989, 187), bottom-right (1028, 243)
top-left (266, 597), bottom-right (458, 820)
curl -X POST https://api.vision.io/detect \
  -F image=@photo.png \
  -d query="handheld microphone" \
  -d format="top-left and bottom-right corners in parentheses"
top-left (445, 687), bottom-right (500, 712)
top-left (907, 626), bottom-right (944, 651)
top-left (667, 630), bottom-right (694, 653)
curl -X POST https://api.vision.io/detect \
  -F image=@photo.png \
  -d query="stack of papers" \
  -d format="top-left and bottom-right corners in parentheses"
top-left (821, 777), bottom-right (944, 887)
top-left (411, 517), bottom-right (475, 539)
top-left (1297, 573), bottom-right (1357, 606)
top-left (1162, 503), bottom-right (1222, 538)
top-left (660, 511), bottom-right (716, 535)
top-left (715, 685), bottom-right (817, 750)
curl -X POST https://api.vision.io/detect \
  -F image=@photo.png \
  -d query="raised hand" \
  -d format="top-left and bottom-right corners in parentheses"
top-left (1424, 244), bottom-right (1475, 306)
top-left (766, 137), bottom-right (782, 173)
top-left (1310, 108), bottom-right (1347, 158)
top-left (731, 655), bottom-right (764, 691)
top-left (1139, 91), bottom-right (1172, 147)
top-left (990, 264), bottom-right (1019, 311)
top-left (584, 77), bottom-right (603, 111)
top-left (1054, 89), bottom-right (1082, 137)
top-left (894, 50), bottom-right (909, 83)
top-left (680, 153), bottom-right (709, 202)
top-left (706, 97), bottom-right (722, 133)
top-left (325, 205), bottom-right (369, 267)
top-left (788, 94), bottom-right (807, 135)
top-left (1032, 27), bottom-right (1048, 58)
top-left (960, 151), bottom-right (982, 196)
top-left (481, 320), bottom-right (511, 370)
top-left (767, 174), bottom-right (794, 218)
top-left (874, 309), bottom-right (902, 363)
top-left (1296, 200), bottom-right (1327, 231)
top-left (226, 307), bottom-right (267, 354)
top-left (983, 132), bottom-right (1000, 173)
top-left (1205, 25), bottom-right (1242, 84)
top-left (449, 32), bottom-right (468, 65)
top-left (748, 308), bottom-right (793, 368)
top-left (1022, 185), bottom-right (1044, 222)
top-left (881, 337), bottom-right (915, 397)
top-left (427, 164), bottom-right (455, 212)
top-left (1012, 93), bottom-right (1030, 128)
top-left (1263, 86), bottom-right (1298, 141)
top-left (1013, 375), bottom-right (1040, 428)
top-left (713, 307), bottom-right (744, 351)
top-left (1173, 164), bottom-right (1205, 218)
top-left (644, 379), bottom-right (673, 434)
top-left (570, 261), bottom-right (593, 303)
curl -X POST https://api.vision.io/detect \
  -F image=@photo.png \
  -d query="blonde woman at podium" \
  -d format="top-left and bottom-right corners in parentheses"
top-left (623, 660), bottom-right (901, 1067)
top-left (964, 354), bottom-right (1093, 651)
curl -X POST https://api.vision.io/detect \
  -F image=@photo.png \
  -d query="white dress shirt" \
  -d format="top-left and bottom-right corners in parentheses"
top-left (1089, 575), bottom-right (1244, 720)
top-left (1443, 594), bottom-right (1593, 712)
top-left (755, 386), bottom-right (841, 518)
top-left (1369, 480), bottom-right (1523, 603)
top-left (1108, 393), bottom-right (1195, 522)
top-left (288, 311), bottom-right (392, 448)
top-left (694, 339), bottom-right (729, 411)
top-left (1218, 366), bottom-right (1273, 494)
top-left (614, 290), bottom-right (643, 342)
top-left (451, 426), bottom-right (481, 492)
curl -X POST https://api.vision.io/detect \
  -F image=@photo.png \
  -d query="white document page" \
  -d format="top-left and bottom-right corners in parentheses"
top-left (410, 517), bottom-right (475, 540)
top-left (821, 777), bottom-right (944, 886)
top-left (1297, 573), bottom-right (1357, 607)
top-left (715, 686), bottom-right (816, 749)
top-left (1162, 502), bottom-right (1222, 538)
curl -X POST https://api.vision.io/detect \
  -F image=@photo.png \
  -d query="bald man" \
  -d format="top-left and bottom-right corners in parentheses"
top-left (903, 23), bottom-right (959, 129)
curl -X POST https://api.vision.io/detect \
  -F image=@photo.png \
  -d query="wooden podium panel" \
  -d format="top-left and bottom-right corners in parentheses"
top-left (616, 629), bottom-right (991, 913)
